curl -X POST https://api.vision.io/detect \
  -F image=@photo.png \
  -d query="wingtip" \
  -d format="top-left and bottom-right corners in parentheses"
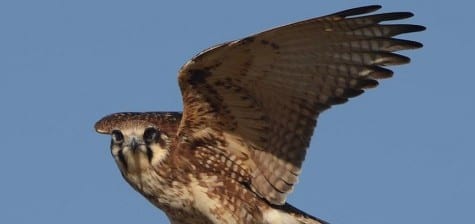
top-left (332, 5), bottom-right (382, 17)
top-left (411, 24), bottom-right (427, 32)
top-left (413, 40), bottom-right (424, 49)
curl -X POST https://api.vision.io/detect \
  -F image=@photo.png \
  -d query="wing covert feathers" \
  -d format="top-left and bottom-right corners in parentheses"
top-left (177, 5), bottom-right (424, 205)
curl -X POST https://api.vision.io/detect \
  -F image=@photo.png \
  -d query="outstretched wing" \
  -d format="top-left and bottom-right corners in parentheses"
top-left (176, 5), bottom-right (424, 204)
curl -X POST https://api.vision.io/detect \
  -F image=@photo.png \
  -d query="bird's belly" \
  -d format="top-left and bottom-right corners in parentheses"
top-left (124, 166), bottom-right (272, 224)
top-left (140, 173), bottom-right (266, 224)
top-left (164, 175), bottom-right (244, 224)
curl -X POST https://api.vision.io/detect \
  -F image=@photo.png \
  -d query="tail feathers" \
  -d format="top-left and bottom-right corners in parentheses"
top-left (278, 203), bottom-right (329, 224)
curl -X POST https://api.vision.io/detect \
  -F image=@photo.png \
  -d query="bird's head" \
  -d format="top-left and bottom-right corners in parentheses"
top-left (95, 112), bottom-right (182, 173)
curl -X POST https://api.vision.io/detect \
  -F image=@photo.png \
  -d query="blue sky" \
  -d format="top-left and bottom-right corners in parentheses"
top-left (1, 1), bottom-right (473, 223)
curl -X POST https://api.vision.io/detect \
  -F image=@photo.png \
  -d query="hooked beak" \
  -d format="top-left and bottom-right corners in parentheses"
top-left (130, 138), bottom-right (138, 151)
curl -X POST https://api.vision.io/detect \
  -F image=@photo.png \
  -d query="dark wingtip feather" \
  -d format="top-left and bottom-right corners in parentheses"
top-left (376, 53), bottom-right (411, 66)
top-left (368, 12), bottom-right (415, 22)
top-left (368, 66), bottom-right (394, 79)
top-left (405, 24), bottom-right (426, 33)
top-left (331, 5), bottom-right (382, 18)
top-left (344, 89), bottom-right (365, 98)
top-left (329, 96), bottom-right (349, 105)
top-left (357, 79), bottom-right (380, 89)
top-left (383, 38), bottom-right (424, 51)
top-left (390, 25), bottom-right (426, 37)
top-left (377, 24), bottom-right (426, 38)
top-left (409, 40), bottom-right (424, 49)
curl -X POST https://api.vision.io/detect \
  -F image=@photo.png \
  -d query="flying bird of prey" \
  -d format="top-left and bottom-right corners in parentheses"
top-left (95, 5), bottom-right (424, 224)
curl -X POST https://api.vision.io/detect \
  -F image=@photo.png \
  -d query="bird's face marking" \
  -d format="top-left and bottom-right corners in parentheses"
top-left (110, 126), bottom-right (170, 173)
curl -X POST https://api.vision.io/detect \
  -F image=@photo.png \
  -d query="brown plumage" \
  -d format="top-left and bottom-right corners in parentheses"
top-left (95, 5), bottom-right (424, 224)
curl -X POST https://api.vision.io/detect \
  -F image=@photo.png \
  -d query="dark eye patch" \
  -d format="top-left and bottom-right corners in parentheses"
top-left (143, 127), bottom-right (160, 144)
top-left (111, 130), bottom-right (124, 144)
top-left (117, 149), bottom-right (128, 170)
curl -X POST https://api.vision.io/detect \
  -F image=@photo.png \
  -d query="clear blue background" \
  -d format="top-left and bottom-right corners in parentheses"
top-left (1, 1), bottom-right (473, 223)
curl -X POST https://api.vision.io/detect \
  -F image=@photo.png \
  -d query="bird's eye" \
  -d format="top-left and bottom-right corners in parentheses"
top-left (143, 127), bottom-right (159, 144)
top-left (111, 130), bottom-right (124, 144)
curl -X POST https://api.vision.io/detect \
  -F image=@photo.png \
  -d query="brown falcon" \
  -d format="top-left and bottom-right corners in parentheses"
top-left (95, 5), bottom-right (424, 224)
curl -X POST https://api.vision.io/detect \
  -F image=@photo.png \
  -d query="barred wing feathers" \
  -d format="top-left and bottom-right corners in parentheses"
top-left (177, 5), bottom-right (424, 204)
